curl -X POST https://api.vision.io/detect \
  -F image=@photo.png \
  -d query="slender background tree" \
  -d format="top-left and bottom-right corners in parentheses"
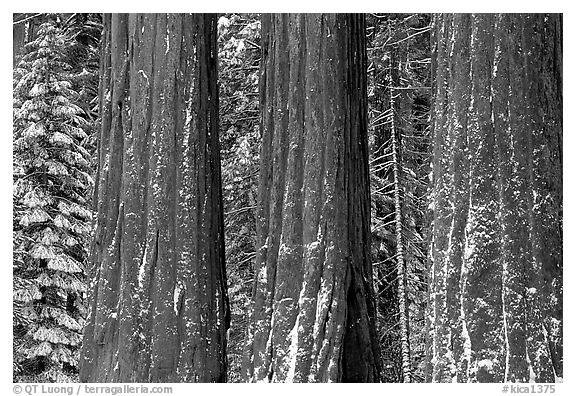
top-left (367, 13), bottom-right (431, 383)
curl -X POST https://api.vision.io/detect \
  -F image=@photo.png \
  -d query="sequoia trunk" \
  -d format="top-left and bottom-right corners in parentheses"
top-left (80, 14), bottom-right (229, 382)
top-left (242, 13), bottom-right (381, 383)
top-left (429, 14), bottom-right (562, 383)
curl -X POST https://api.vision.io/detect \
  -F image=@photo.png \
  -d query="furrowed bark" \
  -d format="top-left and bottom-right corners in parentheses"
top-left (429, 13), bottom-right (562, 383)
top-left (80, 13), bottom-right (229, 382)
top-left (243, 13), bottom-right (381, 383)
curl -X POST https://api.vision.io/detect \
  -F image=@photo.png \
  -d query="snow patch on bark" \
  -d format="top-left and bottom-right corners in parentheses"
top-left (502, 261), bottom-right (510, 381)
top-left (165, 32), bottom-right (170, 55)
top-left (306, 241), bottom-right (320, 256)
top-left (173, 282), bottom-right (183, 315)
top-left (257, 263), bottom-right (267, 284)
top-left (260, 236), bottom-right (270, 251)
top-left (138, 70), bottom-right (149, 85)
top-left (526, 343), bottom-right (536, 382)
top-left (461, 318), bottom-right (472, 379)
top-left (477, 359), bottom-right (493, 372)
top-left (461, 225), bottom-right (472, 380)
top-left (324, 323), bottom-right (344, 381)
top-left (138, 244), bottom-right (148, 289)
top-left (285, 316), bottom-right (300, 382)
top-left (278, 243), bottom-right (295, 258)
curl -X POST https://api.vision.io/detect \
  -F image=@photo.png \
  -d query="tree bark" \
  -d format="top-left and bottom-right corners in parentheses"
top-left (429, 13), bottom-right (562, 383)
top-left (388, 48), bottom-right (412, 383)
top-left (80, 13), bottom-right (229, 382)
top-left (13, 13), bottom-right (42, 67)
top-left (13, 14), bottom-right (27, 67)
top-left (242, 13), bottom-right (381, 383)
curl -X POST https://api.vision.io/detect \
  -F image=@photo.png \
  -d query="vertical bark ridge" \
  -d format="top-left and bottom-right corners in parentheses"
top-left (445, 14), bottom-right (472, 383)
top-left (465, 14), bottom-right (504, 383)
top-left (430, 14), bottom-right (454, 382)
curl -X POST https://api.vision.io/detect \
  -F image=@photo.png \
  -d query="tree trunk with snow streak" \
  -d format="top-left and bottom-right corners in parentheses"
top-left (429, 13), bottom-right (562, 383)
top-left (388, 48), bottom-right (412, 383)
top-left (242, 13), bottom-right (381, 383)
top-left (80, 14), bottom-right (230, 382)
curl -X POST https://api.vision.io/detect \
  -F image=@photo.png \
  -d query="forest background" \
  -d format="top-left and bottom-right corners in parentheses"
top-left (6, 7), bottom-right (569, 385)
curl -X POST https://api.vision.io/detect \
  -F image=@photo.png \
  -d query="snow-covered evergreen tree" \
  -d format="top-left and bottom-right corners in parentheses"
top-left (13, 20), bottom-right (93, 382)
